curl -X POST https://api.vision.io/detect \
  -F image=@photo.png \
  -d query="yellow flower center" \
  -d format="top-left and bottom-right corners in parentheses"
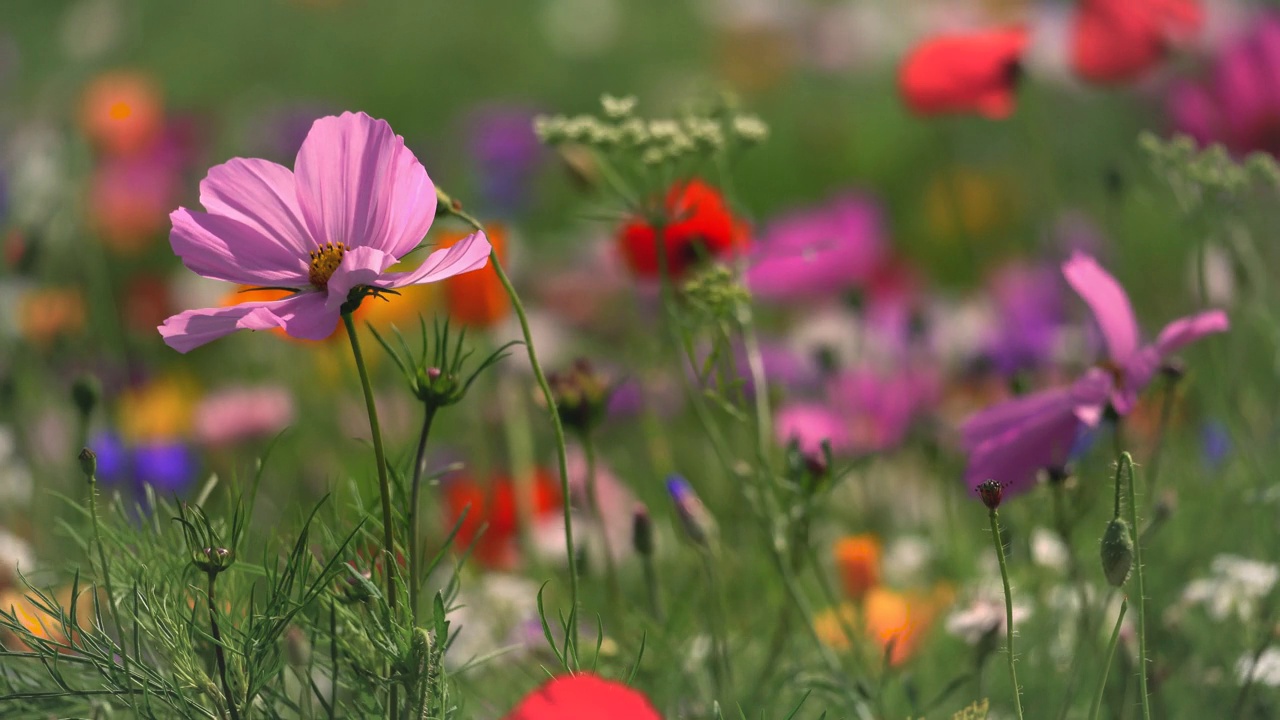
top-left (308, 242), bottom-right (346, 290)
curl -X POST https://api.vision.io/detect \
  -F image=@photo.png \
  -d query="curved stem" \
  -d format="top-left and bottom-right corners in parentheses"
top-left (582, 431), bottom-right (620, 611)
top-left (340, 313), bottom-right (399, 717)
top-left (989, 509), bottom-right (1025, 720)
top-left (87, 474), bottom-right (131, 686)
top-left (1090, 598), bottom-right (1128, 720)
top-left (408, 406), bottom-right (437, 626)
top-left (207, 572), bottom-right (240, 720)
top-left (1121, 453), bottom-right (1153, 720)
top-left (450, 210), bottom-right (579, 661)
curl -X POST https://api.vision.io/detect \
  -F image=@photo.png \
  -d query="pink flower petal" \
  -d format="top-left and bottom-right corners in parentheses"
top-left (199, 157), bottom-right (313, 256)
top-left (294, 112), bottom-right (434, 257)
top-left (775, 402), bottom-right (851, 455)
top-left (1063, 252), bottom-right (1140, 363)
top-left (170, 208), bottom-right (310, 286)
top-left (323, 246), bottom-right (398, 312)
top-left (158, 293), bottom-right (339, 353)
top-left (381, 231), bottom-right (492, 288)
top-left (1154, 309), bottom-right (1229, 356)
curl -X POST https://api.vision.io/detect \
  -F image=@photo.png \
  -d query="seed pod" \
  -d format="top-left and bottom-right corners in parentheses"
top-left (1100, 517), bottom-right (1134, 588)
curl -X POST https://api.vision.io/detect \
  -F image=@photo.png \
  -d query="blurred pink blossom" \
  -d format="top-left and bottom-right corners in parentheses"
top-left (194, 386), bottom-right (295, 446)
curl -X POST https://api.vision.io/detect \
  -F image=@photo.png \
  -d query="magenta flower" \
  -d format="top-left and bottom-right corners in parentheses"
top-left (744, 193), bottom-right (888, 303)
top-left (961, 369), bottom-right (1112, 496)
top-left (158, 112), bottom-right (491, 353)
top-left (1168, 16), bottom-right (1280, 156)
top-left (1063, 252), bottom-right (1228, 414)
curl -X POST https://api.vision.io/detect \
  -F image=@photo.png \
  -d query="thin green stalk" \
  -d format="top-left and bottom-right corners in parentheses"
top-left (1120, 452), bottom-right (1153, 720)
top-left (207, 571), bottom-right (241, 720)
top-left (340, 312), bottom-right (398, 718)
top-left (989, 508), bottom-right (1025, 720)
top-left (329, 599), bottom-right (338, 720)
top-left (583, 431), bottom-right (621, 611)
top-left (699, 549), bottom-right (733, 700)
top-left (641, 552), bottom-right (663, 622)
top-left (86, 470), bottom-right (131, 687)
top-left (450, 209), bottom-right (579, 660)
top-left (1089, 599), bottom-right (1128, 720)
top-left (1144, 376), bottom-right (1179, 500)
top-left (408, 406), bottom-right (438, 626)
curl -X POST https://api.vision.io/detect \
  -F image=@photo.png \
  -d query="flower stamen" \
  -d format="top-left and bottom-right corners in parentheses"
top-left (309, 242), bottom-right (346, 289)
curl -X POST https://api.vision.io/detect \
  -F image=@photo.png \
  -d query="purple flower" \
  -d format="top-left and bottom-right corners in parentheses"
top-left (745, 193), bottom-right (888, 302)
top-left (961, 368), bottom-right (1113, 497)
top-left (1063, 251), bottom-right (1229, 414)
top-left (159, 112), bottom-right (491, 353)
top-left (133, 441), bottom-right (198, 493)
top-left (466, 104), bottom-right (543, 214)
top-left (985, 262), bottom-right (1065, 375)
top-left (89, 431), bottom-right (130, 486)
top-left (1168, 16), bottom-right (1280, 156)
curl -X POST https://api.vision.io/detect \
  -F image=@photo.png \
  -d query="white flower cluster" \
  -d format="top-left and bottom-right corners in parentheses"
top-left (1179, 554), bottom-right (1279, 622)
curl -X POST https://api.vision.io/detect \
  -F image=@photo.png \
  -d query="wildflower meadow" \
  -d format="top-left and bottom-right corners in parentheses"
top-left (2, 1), bottom-right (1279, 718)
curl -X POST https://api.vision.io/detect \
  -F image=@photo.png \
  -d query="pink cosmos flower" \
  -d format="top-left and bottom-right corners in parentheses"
top-left (744, 193), bottom-right (888, 302)
top-left (193, 386), bottom-right (295, 446)
top-left (158, 112), bottom-right (491, 353)
top-left (961, 252), bottom-right (1228, 498)
top-left (1063, 251), bottom-right (1228, 414)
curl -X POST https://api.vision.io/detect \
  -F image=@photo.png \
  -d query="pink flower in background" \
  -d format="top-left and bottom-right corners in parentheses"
top-left (194, 386), bottom-right (295, 445)
top-left (961, 368), bottom-right (1112, 497)
top-left (1168, 16), bottom-right (1280, 156)
top-left (745, 193), bottom-right (887, 302)
top-left (159, 112), bottom-right (491, 353)
top-left (984, 261), bottom-right (1065, 375)
top-left (776, 403), bottom-right (852, 455)
top-left (1063, 252), bottom-right (1228, 414)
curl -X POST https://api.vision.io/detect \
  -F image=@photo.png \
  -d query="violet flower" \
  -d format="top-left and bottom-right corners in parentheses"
top-left (744, 193), bottom-right (887, 303)
top-left (158, 112), bottom-right (491, 353)
top-left (466, 103), bottom-right (543, 214)
top-left (1063, 251), bottom-right (1228, 415)
top-left (984, 262), bottom-right (1065, 376)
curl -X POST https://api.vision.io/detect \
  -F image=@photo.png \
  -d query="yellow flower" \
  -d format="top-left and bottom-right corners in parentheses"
top-left (117, 374), bottom-right (200, 443)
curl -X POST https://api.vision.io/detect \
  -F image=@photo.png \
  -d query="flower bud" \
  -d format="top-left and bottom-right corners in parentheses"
top-left (193, 546), bottom-right (234, 575)
top-left (666, 475), bottom-right (713, 547)
top-left (1100, 517), bottom-right (1134, 588)
top-left (976, 479), bottom-right (1004, 511)
top-left (71, 376), bottom-right (101, 419)
top-left (548, 358), bottom-right (611, 435)
top-left (632, 505), bottom-right (654, 557)
top-left (78, 448), bottom-right (97, 480)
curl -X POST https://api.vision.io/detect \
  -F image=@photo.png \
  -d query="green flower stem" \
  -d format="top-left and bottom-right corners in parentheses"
top-left (408, 405), bottom-right (437, 627)
top-left (1144, 376), bottom-right (1179, 499)
top-left (1120, 452), bottom-right (1153, 720)
top-left (86, 471), bottom-right (130, 686)
top-left (340, 312), bottom-right (398, 718)
top-left (641, 550), bottom-right (663, 622)
top-left (699, 548), bottom-right (733, 700)
top-left (450, 209), bottom-right (579, 660)
top-left (989, 508), bottom-right (1025, 720)
top-left (583, 430), bottom-right (621, 612)
top-left (206, 571), bottom-right (240, 720)
top-left (1089, 598), bottom-right (1128, 720)
top-left (329, 599), bottom-right (338, 720)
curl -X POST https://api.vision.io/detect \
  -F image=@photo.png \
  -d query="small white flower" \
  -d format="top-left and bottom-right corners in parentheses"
top-left (1180, 554), bottom-right (1278, 622)
top-left (0, 529), bottom-right (34, 590)
top-left (1031, 527), bottom-right (1070, 573)
top-left (1236, 648), bottom-right (1280, 687)
top-left (946, 588), bottom-right (1032, 645)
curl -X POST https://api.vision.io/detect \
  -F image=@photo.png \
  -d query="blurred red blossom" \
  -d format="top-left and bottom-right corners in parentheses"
top-left (899, 26), bottom-right (1029, 119)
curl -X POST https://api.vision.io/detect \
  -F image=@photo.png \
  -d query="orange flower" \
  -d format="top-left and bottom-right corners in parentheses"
top-left (437, 223), bottom-right (509, 328)
top-left (814, 587), bottom-right (948, 666)
top-left (80, 71), bottom-right (164, 156)
top-left (0, 587), bottom-right (97, 653)
top-left (19, 288), bottom-right (86, 346)
top-left (444, 469), bottom-right (561, 570)
top-left (899, 27), bottom-right (1029, 119)
top-left (834, 535), bottom-right (881, 601)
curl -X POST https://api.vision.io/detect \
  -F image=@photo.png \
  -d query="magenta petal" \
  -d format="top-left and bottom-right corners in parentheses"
top-left (382, 231), bottom-right (492, 288)
top-left (159, 301), bottom-right (292, 353)
top-left (324, 246), bottom-right (397, 312)
top-left (1154, 310), bottom-right (1230, 356)
top-left (775, 403), bottom-right (851, 455)
top-left (273, 292), bottom-right (343, 341)
top-left (1062, 252), bottom-right (1140, 363)
top-left (199, 158), bottom-right (313, 256)
top-left (294, 112), bottom-right (432, 256)
top-left (170, 208), bottom-right (309, 285)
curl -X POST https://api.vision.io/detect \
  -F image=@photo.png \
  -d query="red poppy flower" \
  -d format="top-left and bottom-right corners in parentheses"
top-left (899, 26), bottom-right (1029, 119)
top-left (504, 673), bottom-right (662, 720)
top-left (444, 469), bottom-right (561, 569)
top-left (1071, 0), bottom-right (1202, 84)
top-left (617, 180), bottom-right (748, 279)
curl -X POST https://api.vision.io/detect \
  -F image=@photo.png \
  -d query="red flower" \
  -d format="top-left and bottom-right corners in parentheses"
top-left (1071, 0), bottom-right (1202, 84)
top-left (444, 469), bottom-right (561, 569)
top-left (617, 180), bottom-right (748, 279)
top-left (899, 27), bottom-right (1029, 119)
top-left (504, 674), bottom-right (662, 720)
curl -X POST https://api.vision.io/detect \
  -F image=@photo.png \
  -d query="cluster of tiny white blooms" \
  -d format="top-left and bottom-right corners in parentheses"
top-left (534, 96), bottom-right (770, 172)
top-left (1237, 648), bottom-right (1280, 687)
top-left (444, 573), bottom-right (542, 670)
top-left (731, 114), bottom-right (769, 144)
top-left (1030, 527), bottom-right (1070, 573)
top-left (0, 426), bottom-right (33, 508)
top-left (1179, 554), bottom-right (1279, 622)
top-left (0, 528), bottom-right (34, 590)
